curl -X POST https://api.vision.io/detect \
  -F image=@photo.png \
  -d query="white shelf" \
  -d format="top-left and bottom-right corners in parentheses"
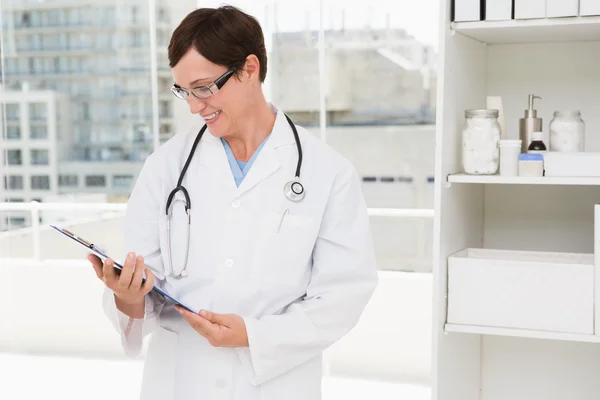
top-left (445, 324), bottom-right (600, 344)
top-left (451, 16), bottom-right (600, 44)
top-left (447, 173), bottom-right (600, 185)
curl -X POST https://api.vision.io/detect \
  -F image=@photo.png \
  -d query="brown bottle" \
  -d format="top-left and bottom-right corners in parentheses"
top-left (527, 131), bottom-right (547, 154)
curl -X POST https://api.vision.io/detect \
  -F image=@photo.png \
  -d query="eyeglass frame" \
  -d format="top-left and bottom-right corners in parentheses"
top-left (171, 66), bottom-right (237, 100)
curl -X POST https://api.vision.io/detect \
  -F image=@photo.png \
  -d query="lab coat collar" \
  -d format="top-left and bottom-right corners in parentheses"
top-left (197, 103), bottom-right (297, 197)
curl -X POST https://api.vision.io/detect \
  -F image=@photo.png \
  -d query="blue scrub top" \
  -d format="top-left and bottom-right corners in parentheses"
top-left (221, 135), bottom-right (271, 187)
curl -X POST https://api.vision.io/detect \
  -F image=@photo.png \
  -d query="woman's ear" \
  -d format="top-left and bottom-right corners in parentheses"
top-left (241, 54), bottom-right (261, 83)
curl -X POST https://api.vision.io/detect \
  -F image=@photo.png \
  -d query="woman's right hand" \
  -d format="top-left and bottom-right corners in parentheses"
top-left (88, 252), bottom-right (155, 308)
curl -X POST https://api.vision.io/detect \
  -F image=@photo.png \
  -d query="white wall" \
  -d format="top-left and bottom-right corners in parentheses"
top-left (0, 259), bottom-right (432, 384)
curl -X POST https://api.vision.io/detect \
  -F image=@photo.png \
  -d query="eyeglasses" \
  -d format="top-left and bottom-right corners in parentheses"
top-left (171, 66), bottom-right (237, 100)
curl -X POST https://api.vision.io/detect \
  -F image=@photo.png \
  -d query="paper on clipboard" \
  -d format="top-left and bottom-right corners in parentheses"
top-left (49, 224), bottom-right (196, 313)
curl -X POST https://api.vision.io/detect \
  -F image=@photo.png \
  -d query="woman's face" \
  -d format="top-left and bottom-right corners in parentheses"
top-left (171, 47), bottom-right (254, 138)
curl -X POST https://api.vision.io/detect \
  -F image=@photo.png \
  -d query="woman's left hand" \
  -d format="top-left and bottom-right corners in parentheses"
top-left (176, 306), bottom-right (249, 348)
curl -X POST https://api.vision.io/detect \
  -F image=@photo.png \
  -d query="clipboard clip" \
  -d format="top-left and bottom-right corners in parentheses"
top-left (61, 227), bottom-right (104, 252)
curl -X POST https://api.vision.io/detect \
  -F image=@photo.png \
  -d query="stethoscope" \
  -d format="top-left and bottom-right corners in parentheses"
top-left (164, 113), bottom-right (304, 279)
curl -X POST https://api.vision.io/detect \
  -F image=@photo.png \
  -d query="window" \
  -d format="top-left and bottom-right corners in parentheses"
top-left (30, 149), bottom-right (49, 165)
top-left (4, 175), bottom-right (24, 190)
top-left (59, 175), bottom-right (78, 187)
top-left (7, 126), bottom-right (21, 140)
top-left (7, 150), bottom-right (22, 165)
top-left (113, 175), bottom-right (133, 188)
top-left (158, 7), bottom-right (168, 23)
top-left (21, 11), bottom-right (31, 27)
top-left (28, 58), bottom-right (35, 74)
top-left (132, 6), bottom-right (139, 23)
top-left (78, 102), bottom-right (90, 120)
top-left (30, 126), bottom-right (48, 140)
top-left (8, 217), bottom-right (26, 226)
top-left (5, 59), bottom-right (18, 75)
top-left (85, 175), bottom-right (106, 187)
top-left (29, 103), bottom-right (47, 121)
top-left (31, 175), bottom-right (50, 190)
top-left (47, 10), bottom-right (60, 26)
top-left (160, 123), bottom-right (171, 134)
top-left (131, 31), bottom-right (142, 47)
top-left (6, 104), bottom-right (19, 120)
top-left (159, 101), bottom-right (171, 118)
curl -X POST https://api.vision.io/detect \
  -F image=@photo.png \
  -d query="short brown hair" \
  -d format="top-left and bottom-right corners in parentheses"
top-left (168, 5), bottom-right (267, 83)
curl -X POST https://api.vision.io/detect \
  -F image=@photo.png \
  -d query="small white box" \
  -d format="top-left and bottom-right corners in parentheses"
top-left (580, 0), bottom-right (600, 16)
top-left (486, 0), bottom-right (513, 21)
top-left (514, 0), bottom-right (546, 19)
top-left (454, 0), bottom-right (481, 22)
top-left (543, 152), bottom-right (600, 177)
top-left (547, 0), bottom-right (579, 17)
top-left (447, 248), bottom-right (594, 334)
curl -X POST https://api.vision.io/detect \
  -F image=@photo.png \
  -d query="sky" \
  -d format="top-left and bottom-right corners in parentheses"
top-left (197, 0), bottom-right (440, 50)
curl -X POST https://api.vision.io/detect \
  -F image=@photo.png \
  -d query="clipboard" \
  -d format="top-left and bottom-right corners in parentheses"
top-left (50, 224), bottom-right (196, 313)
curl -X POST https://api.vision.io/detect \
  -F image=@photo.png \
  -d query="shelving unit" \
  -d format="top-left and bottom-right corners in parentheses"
top-left (451, 15), bottom-right (600, 43)
top-left (433, 2), bottom-right (600, 400)
top-left (444, 324), bottom-right (600, 344)
top-left (447, 173), bottom-right (600, 185)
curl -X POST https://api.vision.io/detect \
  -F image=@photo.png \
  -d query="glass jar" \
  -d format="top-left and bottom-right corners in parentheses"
top-left (462, 109), bottom-right (501, 175)
top-left (549, 111), bottom-right (585, 152)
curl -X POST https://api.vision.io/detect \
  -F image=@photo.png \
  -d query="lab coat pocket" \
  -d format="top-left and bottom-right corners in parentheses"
top-left (253, 209), bottom-right (318, 287)
top-left (139, 326), bottom-right (179, 400)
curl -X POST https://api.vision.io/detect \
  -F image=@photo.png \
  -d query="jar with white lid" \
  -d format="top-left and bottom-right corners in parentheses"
top-left (549, 111), bottom-right (585, 152)
top-left (462, 109), bottom-right (501, 175)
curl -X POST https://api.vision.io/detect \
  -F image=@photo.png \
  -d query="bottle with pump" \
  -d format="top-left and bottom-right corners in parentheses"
top-left (519, 94), bottom-right (542, 153)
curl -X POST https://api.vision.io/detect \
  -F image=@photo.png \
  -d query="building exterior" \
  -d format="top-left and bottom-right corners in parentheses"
top-left (0, 0), bottom-right (195, 162)
top-left (271, 28), bottom-right (437, 126)
top-left (0, 0), bottom-right (195, 227)
top-left (0, 87), bottom-right (70, 227)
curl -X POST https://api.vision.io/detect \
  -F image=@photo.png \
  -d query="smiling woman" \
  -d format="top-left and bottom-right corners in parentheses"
top-left (91, 4), bottom-right (379, 400)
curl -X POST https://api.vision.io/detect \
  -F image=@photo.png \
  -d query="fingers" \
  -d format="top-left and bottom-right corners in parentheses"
top-left (130, 255), bottom-right (145, 290)
top-left (88, 254), bottom-right (104, 279)
top-left (178, 307), bottom-right (219, 338)
top-left (117, 253), bottom-right (136, 290)
top-left (102, 258), bottom-right (119, 287)
top-left (200, 310), bottom-right (227, 326)
top-left (140, 268), bottom-right (155, 293)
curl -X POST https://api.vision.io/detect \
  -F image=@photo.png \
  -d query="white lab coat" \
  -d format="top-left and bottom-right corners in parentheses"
top-left (102, 103), bottom-right (378, 400)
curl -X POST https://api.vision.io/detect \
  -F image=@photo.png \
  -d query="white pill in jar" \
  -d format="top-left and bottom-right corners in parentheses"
top-left (549, 111), bottom-right (585, 152)
top-left (462, 109), bottom-right (501, 175)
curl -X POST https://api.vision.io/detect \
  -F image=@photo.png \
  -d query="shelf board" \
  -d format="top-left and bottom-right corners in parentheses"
top-left (451, 16), bottom-right (600, 44)
top-left (447, 173), bottom-right (600, 185)
top-left (445, 324), bottom-right (600, 343)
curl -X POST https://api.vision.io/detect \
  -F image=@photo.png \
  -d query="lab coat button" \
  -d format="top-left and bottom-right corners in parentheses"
top-left (224, 259), bottom-right (234, 268)
top-left (231, 199), bottom-right (241, 208)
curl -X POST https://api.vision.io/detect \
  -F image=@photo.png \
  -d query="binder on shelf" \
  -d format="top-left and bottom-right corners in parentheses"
top-left (514, 0), bottom-right (545, 19)
top-left (453, 0), bottom-right (484, 22)
top-left (547, 0), bottom-right (579, 18)
top-left (580, 0), bottom-right (600, 16)
top-left (485, 0), bottom-right (513, 21)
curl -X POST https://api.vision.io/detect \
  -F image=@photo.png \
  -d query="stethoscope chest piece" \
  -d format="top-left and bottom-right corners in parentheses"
top-left (284, 179), bottom-right (305, 202)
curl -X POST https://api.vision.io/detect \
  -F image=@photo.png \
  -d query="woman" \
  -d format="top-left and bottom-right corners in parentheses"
top-left (88, 5), bottom-right (378, 400)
